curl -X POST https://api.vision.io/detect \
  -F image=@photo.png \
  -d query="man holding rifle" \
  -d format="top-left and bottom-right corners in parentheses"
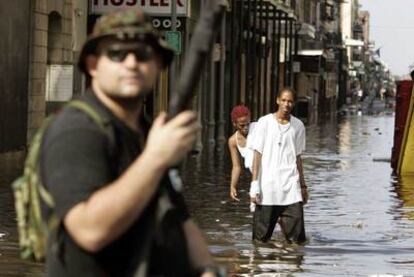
top-left (40, 9), bottom-right (221, 277)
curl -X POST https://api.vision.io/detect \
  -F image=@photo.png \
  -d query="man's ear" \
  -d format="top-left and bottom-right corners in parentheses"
top-left (85, 55), bottom-right (98, 77)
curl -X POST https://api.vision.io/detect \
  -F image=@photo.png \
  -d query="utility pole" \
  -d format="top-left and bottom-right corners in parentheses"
top-left (169, 0), bottom-right (177, 96)
top-left (217, 12), bottom-right (226, 145)
top-left (171, 0), bottom-right (177, 40)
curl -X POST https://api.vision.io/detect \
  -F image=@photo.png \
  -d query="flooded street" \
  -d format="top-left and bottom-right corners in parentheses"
top-left (182, 112), bottom-right (414, 276)
top-left (1, 112), bottom-right (414, 276)
top-left (0, 153), bottom-right (44, 276)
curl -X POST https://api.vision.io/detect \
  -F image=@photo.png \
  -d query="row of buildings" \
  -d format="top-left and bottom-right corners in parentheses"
top-left (0, 0), bottom-right (392, 158)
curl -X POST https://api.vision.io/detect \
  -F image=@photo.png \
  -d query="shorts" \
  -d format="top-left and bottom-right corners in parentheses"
top-left (252, 202), bottom-right (306, 243)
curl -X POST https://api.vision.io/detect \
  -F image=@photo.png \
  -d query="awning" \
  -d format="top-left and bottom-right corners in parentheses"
top-left (298, 49), bottom-right (324, 56)
top-left (344, 39), bottom-right (364, 47)
top-left (296, 50), bottom-right (325, 73)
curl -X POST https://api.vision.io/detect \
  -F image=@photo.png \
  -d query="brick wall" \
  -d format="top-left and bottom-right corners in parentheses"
top-left (27, 0), bottom-right (73, 140)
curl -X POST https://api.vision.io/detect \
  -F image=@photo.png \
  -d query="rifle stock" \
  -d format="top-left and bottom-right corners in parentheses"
top-left (167, 0), bottom-right (227, 119)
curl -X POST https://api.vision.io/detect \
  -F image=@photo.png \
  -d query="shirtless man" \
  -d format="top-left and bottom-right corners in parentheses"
top-left (228, 105), bottom-right (255, 201)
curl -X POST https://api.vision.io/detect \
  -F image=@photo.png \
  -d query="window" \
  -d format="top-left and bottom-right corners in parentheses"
top-left (324, 1), bottom-right (335, 21)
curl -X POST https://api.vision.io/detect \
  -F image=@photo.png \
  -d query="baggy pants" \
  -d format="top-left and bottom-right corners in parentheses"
top-left (252, 202), bottom-right (306, 243)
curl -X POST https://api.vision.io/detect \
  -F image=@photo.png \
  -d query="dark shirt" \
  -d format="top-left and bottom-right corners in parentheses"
top-left (40, 91), bottom-right (191, 276)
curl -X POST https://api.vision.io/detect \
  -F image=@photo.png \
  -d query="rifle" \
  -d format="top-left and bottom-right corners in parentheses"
top-left (168, 1), bottom-right (227, 276)
top-left (135, 2), bottom-right (228, 276)
top-left (168, 0), bottom-right (227, 119)
top-left (166, 0), bottom-right (227, 198)
top-left (165, 0), bottom-right (227, 200)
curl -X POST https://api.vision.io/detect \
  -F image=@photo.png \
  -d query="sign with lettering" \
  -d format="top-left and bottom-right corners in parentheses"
top-left (46, 65), bottom-right (73, 102)
top-left (89, 0), bottom-right (188, 16)
top-left (165, 31), bottom-right (181, 55)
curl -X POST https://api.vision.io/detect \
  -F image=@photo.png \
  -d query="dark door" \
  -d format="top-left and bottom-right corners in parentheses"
top-left (0, 1), bottom-right (30, 152)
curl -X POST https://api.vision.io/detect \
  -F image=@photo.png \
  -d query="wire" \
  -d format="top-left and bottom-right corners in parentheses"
top-left (371, 25), bottom-right (414, 30)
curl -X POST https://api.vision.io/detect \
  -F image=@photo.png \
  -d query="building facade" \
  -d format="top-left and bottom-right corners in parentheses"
top-left (1, 0), bottom-right (374, 158)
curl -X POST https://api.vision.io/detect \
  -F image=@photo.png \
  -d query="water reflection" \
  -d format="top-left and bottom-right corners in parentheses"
top-left (1, 114), bottom-right (414, 276)
top-left (0, 151), bottom-right (44, 276)
top-left (395, 176), bottom-right (414, 220)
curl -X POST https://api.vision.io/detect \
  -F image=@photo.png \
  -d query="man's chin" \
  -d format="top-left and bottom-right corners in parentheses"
top-left (118, 86), bottom-right (152, 99)
top-left (120, 86), bottom-right (144, 97)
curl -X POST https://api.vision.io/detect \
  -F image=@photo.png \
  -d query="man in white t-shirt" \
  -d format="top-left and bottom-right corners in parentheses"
top-left (249, 88), bottom-right (308, 243)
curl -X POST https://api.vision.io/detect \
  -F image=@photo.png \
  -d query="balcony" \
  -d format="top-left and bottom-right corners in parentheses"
top-left (264, 0), bottom-right (297, 17)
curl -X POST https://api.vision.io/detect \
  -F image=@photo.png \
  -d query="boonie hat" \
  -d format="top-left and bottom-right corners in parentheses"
top-left (78, 9), bottom-right (174, 73)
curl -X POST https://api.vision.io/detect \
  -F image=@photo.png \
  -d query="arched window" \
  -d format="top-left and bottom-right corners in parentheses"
top-left (47, 11), bottom-right (62, 64)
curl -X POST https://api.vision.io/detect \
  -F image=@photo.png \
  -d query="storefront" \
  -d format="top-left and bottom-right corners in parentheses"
top-left (227, 0), bottom-right (298, 120)
top-left (87, 0), bottom-right (194, 118)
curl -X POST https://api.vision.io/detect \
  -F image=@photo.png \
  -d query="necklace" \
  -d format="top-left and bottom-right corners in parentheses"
top-left (276, 117), bottom-right (290, 146)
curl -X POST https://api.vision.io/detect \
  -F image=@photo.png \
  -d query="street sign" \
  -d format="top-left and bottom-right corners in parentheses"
top-left (89, 0), bottom-right (188, 16)
top-left (165, 30), bottom-right (182, 55)
top-left (293, 61), bottom-right (301, 73)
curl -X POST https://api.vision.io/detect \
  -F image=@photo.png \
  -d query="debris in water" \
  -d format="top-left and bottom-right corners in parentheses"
top-left (353, 221), bottom-right (363, 229)
top-left (373, 158), bottom-right (391, 163)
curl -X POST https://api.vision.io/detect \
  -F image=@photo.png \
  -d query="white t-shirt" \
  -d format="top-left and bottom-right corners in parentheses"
top-left (236, 122), bottom-right (256, 172)
top-left (248, 114), bottom-right (306, 205)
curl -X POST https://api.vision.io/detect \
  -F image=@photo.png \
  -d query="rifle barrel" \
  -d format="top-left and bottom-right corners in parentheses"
top-left (168, 0), bottom-right (227, 120)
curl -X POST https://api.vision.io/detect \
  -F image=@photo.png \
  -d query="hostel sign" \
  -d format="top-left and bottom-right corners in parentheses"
top-left (89, 0), bottom-right (188, 16)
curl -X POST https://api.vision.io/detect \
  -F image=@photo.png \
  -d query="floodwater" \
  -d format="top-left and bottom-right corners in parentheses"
top-left (182, 111), bottom-right (414, 276)
top-left (1, 111), bottom-right (414, 276)
top-left (0, 152), bottom-right (44, 276)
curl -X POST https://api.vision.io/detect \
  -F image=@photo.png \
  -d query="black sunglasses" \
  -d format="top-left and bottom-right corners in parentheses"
top-left (102, 45), bottom-right (155, 63)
